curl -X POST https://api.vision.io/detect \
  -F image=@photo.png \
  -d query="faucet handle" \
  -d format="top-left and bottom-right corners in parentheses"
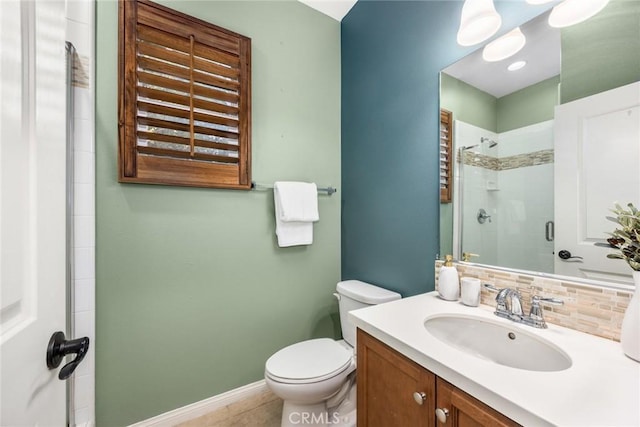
top-left (483, 284), bottom-right (505, 306)
top-left (531, 295), bottom-right (564, 306)
top-left (483, 283), bottom-right (500, 293)
top-left (462, 252), bottom-right (479, 262)
top-left (528, 295), bottom-right (563, 329)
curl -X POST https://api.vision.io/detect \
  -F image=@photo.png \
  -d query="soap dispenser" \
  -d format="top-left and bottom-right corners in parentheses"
top-left (438, 255), bottom-right (460, 301)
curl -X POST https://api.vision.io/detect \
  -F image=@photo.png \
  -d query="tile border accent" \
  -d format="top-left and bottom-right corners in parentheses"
top-left (461, 150), bottom-right (499, 170)
top-left (435, 261), bottom-right (632, 341)
top-left (500, 149), bottom-right (554, 170)
top-left (462, 149), bottom-right (554, 171)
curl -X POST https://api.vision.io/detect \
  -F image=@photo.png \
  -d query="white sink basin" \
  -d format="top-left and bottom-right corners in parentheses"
top-left (424, 314), bottom-right (572, 372)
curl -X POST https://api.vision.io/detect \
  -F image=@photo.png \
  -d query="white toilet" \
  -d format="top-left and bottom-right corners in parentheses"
top-left (265, 280), bottom-right (401, 427)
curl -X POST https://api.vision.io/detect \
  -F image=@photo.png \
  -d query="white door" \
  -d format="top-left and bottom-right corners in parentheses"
top-left (1, 0), bottom-right (68, 425)
top-left (554, 82), bottom-right (640, 285)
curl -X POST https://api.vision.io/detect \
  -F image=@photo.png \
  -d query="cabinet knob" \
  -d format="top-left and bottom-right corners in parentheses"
top-left (435, 407), bottom-right (449, 423)
top-left (413, 391), bottom-right (427, 405)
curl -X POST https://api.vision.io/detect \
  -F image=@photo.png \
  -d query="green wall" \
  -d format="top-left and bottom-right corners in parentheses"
top-left (439, 199), bottom-right (455, 258)
top-left (497, 76), bottom-right (559, 133)
top-left (95, 1), bottom-right (341, 425)
top-left (439, 74), bottom-right (559, 136)
top-left (561, 0), bottom-right (640, 103)
top-left (440, 73), bottom-right (497, 132)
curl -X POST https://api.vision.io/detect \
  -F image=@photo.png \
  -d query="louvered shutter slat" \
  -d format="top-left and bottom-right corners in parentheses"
top-left (119, 0), bottom-right (251, 189)
top-left (440, 110), bottom-right (453, 203)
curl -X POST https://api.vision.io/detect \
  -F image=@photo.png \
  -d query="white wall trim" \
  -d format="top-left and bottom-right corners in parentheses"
top-left (127, 380), bottom-right (268, 427)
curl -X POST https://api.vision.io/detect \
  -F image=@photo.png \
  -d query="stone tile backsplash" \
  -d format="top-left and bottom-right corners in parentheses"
top-left (435, 261), bottom-right (632, 341)
top-left (461, 149), bottom-right (554, 171)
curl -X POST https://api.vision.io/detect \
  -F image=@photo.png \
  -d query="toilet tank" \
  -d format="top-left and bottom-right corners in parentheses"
top-left (336, 280), bottom-right (401, 347)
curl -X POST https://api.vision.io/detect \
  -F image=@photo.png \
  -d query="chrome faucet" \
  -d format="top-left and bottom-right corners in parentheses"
top-left (494, 287), bottom-right (524, 321)
top-left (484, 284), bottom-right (563, 329)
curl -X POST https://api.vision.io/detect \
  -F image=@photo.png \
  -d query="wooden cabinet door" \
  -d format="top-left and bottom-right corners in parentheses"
top-left (357, 329), bottom-right (436, 427)
top-left (435, 378), bottom-right (520, 427)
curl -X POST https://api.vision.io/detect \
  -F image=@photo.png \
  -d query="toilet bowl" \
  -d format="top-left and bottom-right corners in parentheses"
top-left (265, 280), bottom-right (401, 427)
top-left (266, 339), bottom-right (354, 404)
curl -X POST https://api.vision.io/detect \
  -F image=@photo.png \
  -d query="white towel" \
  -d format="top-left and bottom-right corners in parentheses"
top-left (274, 182), bottom-right (319, 221)
top-left (274, 181), bottom-right (319, 247)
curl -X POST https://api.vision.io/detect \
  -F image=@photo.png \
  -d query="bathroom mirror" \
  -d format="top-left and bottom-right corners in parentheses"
top-left (439, 2), bottom-right (640, 290)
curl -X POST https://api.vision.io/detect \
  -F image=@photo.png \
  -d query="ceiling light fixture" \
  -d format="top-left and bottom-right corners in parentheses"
top-left (525, 0), bottom-right (555, 4)
top-left (548, 0), bottom-right (610, 28)
top-left (456, 0), bottom-right (502, 47)
top-left (482, 27), bottom-right (526, 62)
top-left (507, 60), bottom-right (527, 71)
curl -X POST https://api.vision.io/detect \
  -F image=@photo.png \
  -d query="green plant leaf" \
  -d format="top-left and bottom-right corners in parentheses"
top-left (603, 202), bottom-right (640, 271)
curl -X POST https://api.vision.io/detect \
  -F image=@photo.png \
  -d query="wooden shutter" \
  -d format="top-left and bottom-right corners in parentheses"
top-left (118, 0), bottom-right (251, 189)
top-left (440, 109), bottom-right (453, 203)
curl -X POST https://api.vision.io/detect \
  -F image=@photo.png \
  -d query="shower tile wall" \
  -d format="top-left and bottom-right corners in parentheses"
top-left (67, 1), bottom-right (95, 425)
top-left (455, 120), bottom-right (554, 273)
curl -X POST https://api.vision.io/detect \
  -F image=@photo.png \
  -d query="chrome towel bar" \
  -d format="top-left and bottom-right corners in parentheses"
top-left (251, 181), bottom-right (337, 196)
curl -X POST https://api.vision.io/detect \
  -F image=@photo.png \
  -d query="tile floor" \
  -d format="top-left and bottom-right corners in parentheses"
top-left (177, 389), bottom-right (283, 427)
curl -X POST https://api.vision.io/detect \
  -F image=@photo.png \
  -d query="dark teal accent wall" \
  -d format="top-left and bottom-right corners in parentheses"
top-left (341, 1), bottom-right (551, 297)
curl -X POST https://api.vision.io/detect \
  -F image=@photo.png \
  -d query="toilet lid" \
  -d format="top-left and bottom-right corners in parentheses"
top-left (265, 338), bottom-right (352, 382)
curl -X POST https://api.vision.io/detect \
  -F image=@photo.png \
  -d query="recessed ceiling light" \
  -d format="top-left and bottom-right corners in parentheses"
top-left (507, 60), bottom-right (527, 71)
top-left (482, 27), bottom-right (526, 62)
top-left (549, 0), bottom-right (610, 28)
top-left (457, 0), bottom-right (502, 47)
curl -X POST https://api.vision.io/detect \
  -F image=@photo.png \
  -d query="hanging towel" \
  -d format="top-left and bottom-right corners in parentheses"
top-left (274, 181), bottom-right (319, 247)
top-left (274, 181), bottom-right (319, 222)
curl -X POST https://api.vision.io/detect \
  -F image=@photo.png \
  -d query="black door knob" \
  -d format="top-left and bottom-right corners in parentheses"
top-left (558, 250), bottom-right (584, 261)
top-left (46, 331), bottom-right (90, 380)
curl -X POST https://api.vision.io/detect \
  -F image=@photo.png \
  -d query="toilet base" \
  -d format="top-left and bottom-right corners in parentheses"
top-left (281, 401), bottom-right (334, 427)
top-left (279, 382), bottom-right (357, 427)
top-left (329, 383), bottom-right (357, 427)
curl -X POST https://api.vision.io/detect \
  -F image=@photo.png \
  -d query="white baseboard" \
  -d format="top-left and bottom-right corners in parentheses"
top-left (128, 380), bottom-right (269, 427)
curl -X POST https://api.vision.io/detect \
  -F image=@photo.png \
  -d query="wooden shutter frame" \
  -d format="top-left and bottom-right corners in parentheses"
top-left (440, 109), bottom-right (453, 203)
top-left (118, 0), bottom-right (252, 189)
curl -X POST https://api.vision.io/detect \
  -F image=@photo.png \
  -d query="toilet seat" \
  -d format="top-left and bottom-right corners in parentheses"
top-left (265, 338), bottom-right (353, 384)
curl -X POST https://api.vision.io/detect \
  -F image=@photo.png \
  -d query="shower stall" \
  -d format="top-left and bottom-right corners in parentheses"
top-left (453, 120), bottom-right (555, 273)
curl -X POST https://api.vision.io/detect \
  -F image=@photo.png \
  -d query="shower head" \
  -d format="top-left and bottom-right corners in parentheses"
top-left (480, 137), bottom-right (498, 148)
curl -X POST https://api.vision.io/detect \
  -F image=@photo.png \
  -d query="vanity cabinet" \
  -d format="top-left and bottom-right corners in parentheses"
top-left (435, 377), bottom-right (518, 427)
top-left (356, 328), bottom-right (436, 426)
top-left (357, 329), bottom-right (519, 427)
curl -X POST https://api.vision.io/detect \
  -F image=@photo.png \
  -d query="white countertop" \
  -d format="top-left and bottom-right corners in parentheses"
top-left (349, 291), bottom-right (640, 427)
